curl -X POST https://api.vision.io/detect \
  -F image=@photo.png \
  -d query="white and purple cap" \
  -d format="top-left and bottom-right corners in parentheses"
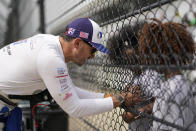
top-left (65, 18), bottom-right (110, 54)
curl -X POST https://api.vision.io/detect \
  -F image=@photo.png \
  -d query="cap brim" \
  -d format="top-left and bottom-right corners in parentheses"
top-left (90, 42), bottom-right (110, 54)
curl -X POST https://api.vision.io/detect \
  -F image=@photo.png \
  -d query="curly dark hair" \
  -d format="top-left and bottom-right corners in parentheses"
top-left (107, 22), bottom-right (144, 65)
top-left (138, 19), bottom-right (195, 66)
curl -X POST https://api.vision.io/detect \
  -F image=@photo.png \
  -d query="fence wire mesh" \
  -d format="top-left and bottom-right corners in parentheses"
top-left (67, 0), bottom-right (196, 131)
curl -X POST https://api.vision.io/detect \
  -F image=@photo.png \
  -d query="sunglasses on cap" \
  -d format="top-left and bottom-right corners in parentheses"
top-left (83, 40), bottom-right (98, 56)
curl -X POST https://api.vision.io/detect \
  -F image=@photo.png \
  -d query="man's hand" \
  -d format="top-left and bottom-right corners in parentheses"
top-left (112, 85), bottom-right (146, 109)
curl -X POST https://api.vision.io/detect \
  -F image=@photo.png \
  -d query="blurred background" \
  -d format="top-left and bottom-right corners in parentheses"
top-left (0, 0), bottom-right (196, 131)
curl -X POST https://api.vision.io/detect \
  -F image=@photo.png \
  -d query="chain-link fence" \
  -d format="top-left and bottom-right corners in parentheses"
top-left (67, 0), bottom-right (196, 131)
top-left (3, 0), bottom-right (196, 130)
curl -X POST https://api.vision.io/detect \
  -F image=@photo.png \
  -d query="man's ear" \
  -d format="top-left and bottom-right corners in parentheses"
top-left (73, 38), bottom-right (82, 49)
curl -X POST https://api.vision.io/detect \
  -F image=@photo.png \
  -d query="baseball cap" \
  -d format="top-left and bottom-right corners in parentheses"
top-left (65, 18), bottom-right (110, 54)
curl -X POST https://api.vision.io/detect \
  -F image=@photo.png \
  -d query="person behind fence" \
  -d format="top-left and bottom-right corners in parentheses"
top-left (106, 22), bottom-right (160, 131)
top-left (122, 19), bottom-right (196, 130)
top-left (0, 18), bottom-right (143, 120)
top-left (107, 24), bottom-right (140, 65)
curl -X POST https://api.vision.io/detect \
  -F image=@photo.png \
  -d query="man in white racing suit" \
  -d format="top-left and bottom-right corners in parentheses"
top-left (0, 18), bottom-right (140, 117)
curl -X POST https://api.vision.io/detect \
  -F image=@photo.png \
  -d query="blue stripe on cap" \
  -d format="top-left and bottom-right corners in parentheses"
top-left (90, 42), bottom-right (110, 54)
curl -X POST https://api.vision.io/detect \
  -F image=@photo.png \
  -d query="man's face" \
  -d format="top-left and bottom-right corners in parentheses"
top-left (73, 39), bottom-right (97, 66)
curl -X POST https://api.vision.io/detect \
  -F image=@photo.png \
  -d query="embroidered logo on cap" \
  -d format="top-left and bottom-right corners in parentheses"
top-left (68, 28), bottom-right (75, 35)
top-left (97, 32), bottom-right (102, 39)
top-left (79, 32), bottom-right (89, 39)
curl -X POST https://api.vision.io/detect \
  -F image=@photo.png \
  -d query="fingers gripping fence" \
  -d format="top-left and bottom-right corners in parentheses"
top-left (67, 0), bottom-right (196, 131)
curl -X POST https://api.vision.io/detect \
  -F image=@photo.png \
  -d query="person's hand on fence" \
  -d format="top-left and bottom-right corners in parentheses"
top-left (122, 111), bottom-right (139, 123)
top-left (112, 89), bottom-right (143, 108)
top-left (111, 85), bottom-right (151, 110)
top-left (121, 85), bottom-right (145, 108)
top-left (122, 100), bottom-right (154, 123)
